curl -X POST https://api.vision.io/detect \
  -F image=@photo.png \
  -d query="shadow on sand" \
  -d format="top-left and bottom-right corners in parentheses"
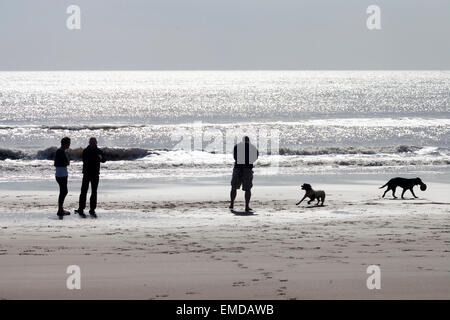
top-left (231, 210), bottom-right (256, 216)
top-left (387, 198), bottom-right (419, 201)
top-left (305, 204), bottom-right (327, 208)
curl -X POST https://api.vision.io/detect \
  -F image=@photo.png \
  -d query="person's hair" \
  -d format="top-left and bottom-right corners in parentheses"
top-left (243, 136), bottom-right (250, 143)
top-left (61, 137), bottom-right (71, 146)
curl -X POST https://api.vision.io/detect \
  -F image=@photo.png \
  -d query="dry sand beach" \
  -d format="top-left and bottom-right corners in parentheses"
top-left (1, 178), bottom-right (449, 300)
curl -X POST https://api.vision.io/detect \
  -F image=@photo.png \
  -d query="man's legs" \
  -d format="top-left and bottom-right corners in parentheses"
top-left (230, 167), bottom-right (242, 209)
top-left (56, 176), bottom-right (68, 214)
top-left (243, 168), bottom-right (253, 212)
top-left (245, 190), bottom-right (251, 211)
top-left (78, 175), bottom-right (90, 212)
top-left (89, 175), bottom-right (99, 213)
top-left (229, 188), bottom-right (237, 209)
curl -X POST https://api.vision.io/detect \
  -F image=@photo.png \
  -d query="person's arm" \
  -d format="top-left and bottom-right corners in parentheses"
top-left (54, 149), bottom-right (60, 167)
top-left (65, 150), bottom-right (70, 166)
top-left (233, 145), bottom-right (237, 162)
top-left (98, 149), bottom-right (106, 163)
top-left (82, 148), bottom-right (88, 165)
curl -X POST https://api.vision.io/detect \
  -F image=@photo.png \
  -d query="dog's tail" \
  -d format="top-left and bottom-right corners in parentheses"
top-left (379, 183), bottom-right (388, 189)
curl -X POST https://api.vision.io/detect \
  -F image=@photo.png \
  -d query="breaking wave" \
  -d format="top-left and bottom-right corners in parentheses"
top-left (1, 147), bottom-right (158, 161)
top-left (0, 148), bottom-right (27, 160)
top-left (278, 145), bottom-right (424, 156)
top-left (0, 145), bottom-right (448, 162)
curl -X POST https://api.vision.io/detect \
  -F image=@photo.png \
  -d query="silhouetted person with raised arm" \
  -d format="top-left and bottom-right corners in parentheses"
top-left (229, 136), bottom-right (259, 212)
top-left (75, 137), bottom-right (106, 218)
top-left (54, 137), bottom-right (71, 220)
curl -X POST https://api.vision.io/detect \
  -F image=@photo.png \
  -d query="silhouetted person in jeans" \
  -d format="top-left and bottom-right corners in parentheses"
top-left (75, 137), bottom-right (106, 218)
top-left (54, 137), bottom-right (71, 220)
top-left (229, 136), bottom-right (259, 212)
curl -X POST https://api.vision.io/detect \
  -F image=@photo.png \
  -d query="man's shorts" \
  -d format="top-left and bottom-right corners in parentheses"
top-left (231, 167), bottom-right (253, 191)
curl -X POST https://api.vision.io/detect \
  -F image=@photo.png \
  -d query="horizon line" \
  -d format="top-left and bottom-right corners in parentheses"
top-left (0, 69), bottom-right (449, 72)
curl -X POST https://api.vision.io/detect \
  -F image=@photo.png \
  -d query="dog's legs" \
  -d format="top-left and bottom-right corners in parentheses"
top-left (392, 187), bottom-right (397, 198)
top-left (382, 188), bottom-right (389, 198)
top-left (401, 188), bottom-right (406, 199)
top-left (410, 188), bottom-right (418, 198)
top-left (296, 195), bottom-right (307, 206)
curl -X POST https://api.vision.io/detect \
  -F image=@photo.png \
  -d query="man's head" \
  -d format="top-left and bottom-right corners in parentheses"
top-left (89, 137), bottom-right (98, 148)
top-left (61, 137), bottom-right (71, 150)
top-left (243, 136), bottom-right (250, 143)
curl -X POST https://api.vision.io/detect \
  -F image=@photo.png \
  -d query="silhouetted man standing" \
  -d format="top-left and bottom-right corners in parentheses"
top-left (229, 136), bottom-right (258, 212)
top-left (75, 137), bottom-right (106, 218)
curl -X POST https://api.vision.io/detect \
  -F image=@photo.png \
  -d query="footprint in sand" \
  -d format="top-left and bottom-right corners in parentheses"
top-left (185, 291), bottom-right (199, 295)
top-left (261, 271), bottom-right (273, 279)
top-left (232, 281), bottom-right (248, 287)
top-left (276, 288), bottom-right (286, 296)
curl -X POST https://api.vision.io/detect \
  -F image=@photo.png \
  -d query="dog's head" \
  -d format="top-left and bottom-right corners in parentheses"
top-left (415, 177), bottom-right (427, 191)
top-left (301, 183), bottom-right (312, 191)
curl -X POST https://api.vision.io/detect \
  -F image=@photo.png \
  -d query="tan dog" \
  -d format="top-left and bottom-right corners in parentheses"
top-left (296, 183), bottom-right (325, 206)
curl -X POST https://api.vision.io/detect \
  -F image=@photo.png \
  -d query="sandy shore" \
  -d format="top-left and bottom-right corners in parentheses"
top-left (0, 178), bottom-right (449, 299)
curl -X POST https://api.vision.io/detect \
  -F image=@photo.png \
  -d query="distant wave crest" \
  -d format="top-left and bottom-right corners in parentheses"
top-left (0, 124), bottom-right (146, 131)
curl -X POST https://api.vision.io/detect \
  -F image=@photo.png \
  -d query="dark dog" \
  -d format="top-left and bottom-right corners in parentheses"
top-left (296, 183), bottom-right (325, 206)
top-left (380, 177), bottom-right (427, 199)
